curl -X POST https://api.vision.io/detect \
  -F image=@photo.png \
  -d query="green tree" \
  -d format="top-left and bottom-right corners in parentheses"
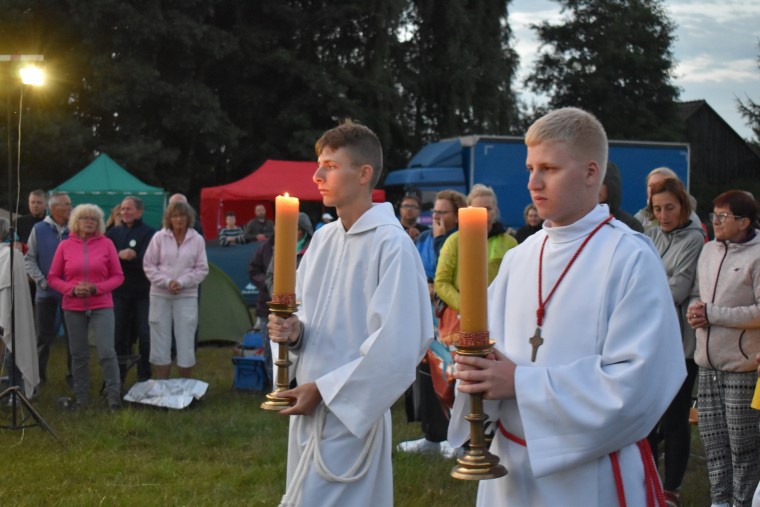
top-left (737, 41), bottom-right (760, 148)
top-left (0, 0), bottom-right (93, 210)
top-left (66, 0), bottom-right (243, 195)
top-left (218, 0), bottom-right (410, 174)
top-left (398, 0), bottom-right (519, 149)
top-left (525, 0), bottom-right (681, 140)
top-left (1, 0), bottom-right (523, 206)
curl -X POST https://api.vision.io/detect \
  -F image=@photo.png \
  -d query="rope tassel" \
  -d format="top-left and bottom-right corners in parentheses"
top-left (280, 403), bottom-right (383, 506)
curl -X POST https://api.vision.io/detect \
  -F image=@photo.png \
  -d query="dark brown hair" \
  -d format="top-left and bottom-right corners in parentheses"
top-left (648, 177), bottom-right (691, 226)
top-left (713, 190), bottom-right (758, 224)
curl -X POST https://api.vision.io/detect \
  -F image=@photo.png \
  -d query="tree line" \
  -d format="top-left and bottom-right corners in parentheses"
top-left (2, 0), bottom-right (751, 211)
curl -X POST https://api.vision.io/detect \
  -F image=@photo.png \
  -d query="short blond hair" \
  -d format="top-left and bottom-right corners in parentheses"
top-left (467, 183), bottom-right (497, 206)
top-left (646, 166), bottom-right (678, 183)
top-left (525, 107), bottom-right (608, 180)
top-left (468, 184), bottom-right (500, 220)
top-left (69, 204), bottom-right (105, 235)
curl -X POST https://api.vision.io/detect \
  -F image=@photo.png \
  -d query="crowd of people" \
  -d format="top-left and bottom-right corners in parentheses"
top-left (1, 108), bottom-right (759, 506)
top-left (1, 192), bottom-right (210, 411)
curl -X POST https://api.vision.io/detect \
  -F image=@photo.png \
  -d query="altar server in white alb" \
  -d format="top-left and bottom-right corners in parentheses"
top-left (268, 120), bottom-right (433, 507)
top-left (450, 107), bottom-right (687, 506)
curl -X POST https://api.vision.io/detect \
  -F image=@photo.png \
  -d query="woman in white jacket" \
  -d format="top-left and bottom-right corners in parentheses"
top-left (143, 201), bottom-right (208, 379)
top-left (689, 190), bottom-right (760, 507)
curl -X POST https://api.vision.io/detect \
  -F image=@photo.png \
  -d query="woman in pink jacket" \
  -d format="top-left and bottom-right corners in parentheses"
top-left (47, 204), bottom-right (124, 410)
top-left (143, 201), bottom-right (208, 379)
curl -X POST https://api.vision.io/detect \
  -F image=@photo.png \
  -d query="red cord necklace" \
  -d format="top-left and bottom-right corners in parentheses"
top-left (529, 215), bottom-right (614, 362)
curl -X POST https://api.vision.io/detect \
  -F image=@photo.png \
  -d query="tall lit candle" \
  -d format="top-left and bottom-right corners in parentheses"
top-left (272, 194), bottom-right (299, 299)
top-left (458, 206), bottom-right (488, 334)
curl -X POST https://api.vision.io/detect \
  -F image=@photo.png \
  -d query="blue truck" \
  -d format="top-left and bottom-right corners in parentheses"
top-left (382, 135), bottom-right (690, 229)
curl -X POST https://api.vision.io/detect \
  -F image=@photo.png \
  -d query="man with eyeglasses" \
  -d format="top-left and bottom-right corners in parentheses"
top-left (399, 189), bottom-right (468, 459)
top-left (412, 190), bottom-right (468, 291)
top-left (398, 194), bottom-right (428, 241)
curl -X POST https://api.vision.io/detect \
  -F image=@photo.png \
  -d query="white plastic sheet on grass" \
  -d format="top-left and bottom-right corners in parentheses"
top-left (124, 379), bottom-right (209, 409)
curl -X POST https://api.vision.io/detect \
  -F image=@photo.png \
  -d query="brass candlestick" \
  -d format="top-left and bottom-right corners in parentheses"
top-left (260, 297), bottom-right (299, 411)
top-left (450, 331), bottom-right (508, 481)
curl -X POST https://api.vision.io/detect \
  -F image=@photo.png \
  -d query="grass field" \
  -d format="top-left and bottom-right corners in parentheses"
top-left (0, 339), bottom-right (711, 506)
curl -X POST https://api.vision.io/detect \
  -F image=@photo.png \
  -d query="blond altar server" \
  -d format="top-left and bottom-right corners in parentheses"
top-left (450, 107), bottom-right (686, 506)
top-left (268, 120), bottom-right (433, 507)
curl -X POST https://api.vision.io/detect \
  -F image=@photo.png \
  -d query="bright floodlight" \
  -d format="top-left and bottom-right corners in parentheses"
top-left (19, 65), bottom-right (45, 86)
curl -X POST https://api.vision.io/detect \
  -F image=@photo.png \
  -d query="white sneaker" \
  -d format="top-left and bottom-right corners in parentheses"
top-left (439, 440), bottom-right (459, 459)
top-left (396, 438), bottom-right (440, 454)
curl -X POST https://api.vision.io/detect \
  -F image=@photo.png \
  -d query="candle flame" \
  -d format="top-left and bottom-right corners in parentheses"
top-left (284, 192), bottom-right (289, 198)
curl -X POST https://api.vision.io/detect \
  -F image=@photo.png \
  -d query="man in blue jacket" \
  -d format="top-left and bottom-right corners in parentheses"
top-left (25, 191), bottom-right (71, 386)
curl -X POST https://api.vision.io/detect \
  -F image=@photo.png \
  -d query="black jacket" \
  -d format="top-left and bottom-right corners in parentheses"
top-left (107, 218), bottom-right (156, 296)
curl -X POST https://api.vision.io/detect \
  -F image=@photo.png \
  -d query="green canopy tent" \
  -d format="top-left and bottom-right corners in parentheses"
top-left (199, 263), bottom-right (253, 344)
top-left (53, 153), bottom-right (167, 228)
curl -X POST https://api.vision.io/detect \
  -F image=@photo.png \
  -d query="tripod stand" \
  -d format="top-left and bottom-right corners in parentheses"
top-left (0, 75), bottom-right (58, 439)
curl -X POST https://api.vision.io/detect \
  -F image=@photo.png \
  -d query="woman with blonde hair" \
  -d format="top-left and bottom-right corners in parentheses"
top-left (143, 201), bottom-right (208, 379)
top-left (404, 184), bottom-right (516, 457)
top-left (47, 204), bottom-right (124, 410)
top-left (106, 203), bottom-right (122, 231)
top-left (435, 184), bottom-right (517, 313)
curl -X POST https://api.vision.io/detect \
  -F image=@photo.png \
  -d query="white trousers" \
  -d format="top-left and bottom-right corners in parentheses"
top-left (149, 295), bottom-right (198, 368)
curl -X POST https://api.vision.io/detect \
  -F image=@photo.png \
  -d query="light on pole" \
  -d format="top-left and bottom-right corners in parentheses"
top-left (0, 54), bottom-right (57, 439)
top-left (19, 65), bottom-right (46, 87)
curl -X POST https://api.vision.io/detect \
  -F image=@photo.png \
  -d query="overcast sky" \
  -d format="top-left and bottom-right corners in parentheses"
top-left (510, 0), bottom-right (760, 140)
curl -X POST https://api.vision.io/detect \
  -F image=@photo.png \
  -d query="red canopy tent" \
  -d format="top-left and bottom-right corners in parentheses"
top-left (200, 159), bottom-right (386, 239)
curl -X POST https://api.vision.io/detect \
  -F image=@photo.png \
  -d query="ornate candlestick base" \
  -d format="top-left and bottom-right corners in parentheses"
top-left (261, 297), bottom-right (299, 411)
top-left (450, 333), bottom-right (508, 481)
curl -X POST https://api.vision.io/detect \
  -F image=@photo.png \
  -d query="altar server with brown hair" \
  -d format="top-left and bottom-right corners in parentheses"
top-left (268, 119), bottom-right (433, 507)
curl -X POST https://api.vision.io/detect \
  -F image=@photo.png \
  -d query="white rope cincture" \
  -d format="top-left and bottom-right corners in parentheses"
top-left (279, 403), bottom-right (383, 507)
